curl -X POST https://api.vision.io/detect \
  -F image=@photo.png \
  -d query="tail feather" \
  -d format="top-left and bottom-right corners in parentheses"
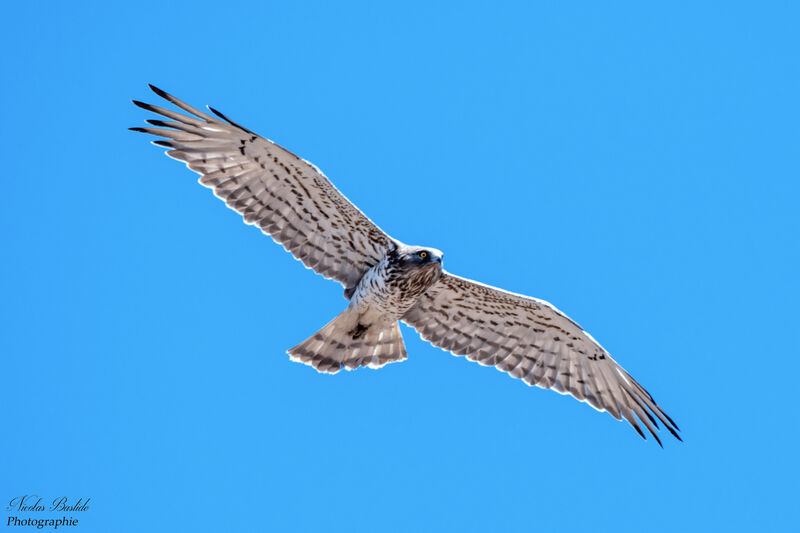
top-left (288, 310), bottom-right (407, 374)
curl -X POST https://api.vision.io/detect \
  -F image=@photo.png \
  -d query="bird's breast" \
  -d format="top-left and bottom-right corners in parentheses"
top-left (351, 259), bottom-right (441, 318)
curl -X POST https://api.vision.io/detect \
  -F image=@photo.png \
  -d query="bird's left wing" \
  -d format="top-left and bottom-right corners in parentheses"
top-left (131, 85), bottom-right (394, 290)
top-left (402, 272), bottom-right (680, 445)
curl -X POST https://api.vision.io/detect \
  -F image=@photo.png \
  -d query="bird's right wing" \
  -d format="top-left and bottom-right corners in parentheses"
top-left (402, 272), bottom-right (680, 445)
top-left (131, 85), bottom-right (395, 290)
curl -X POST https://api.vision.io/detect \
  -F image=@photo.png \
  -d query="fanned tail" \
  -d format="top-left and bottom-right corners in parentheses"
top-left (288, 309), bottom-right (407, 374)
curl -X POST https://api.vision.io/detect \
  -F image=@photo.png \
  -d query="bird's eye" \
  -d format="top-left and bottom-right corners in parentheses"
top-left (419, 251), bottom-right (428, 259)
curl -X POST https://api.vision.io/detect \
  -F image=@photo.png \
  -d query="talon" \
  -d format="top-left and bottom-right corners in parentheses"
top-left (349, 323), bottom-right (368, 340)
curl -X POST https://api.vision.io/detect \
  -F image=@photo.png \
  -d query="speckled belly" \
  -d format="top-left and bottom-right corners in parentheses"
top-left (349, 257), bottom-right (441, 322)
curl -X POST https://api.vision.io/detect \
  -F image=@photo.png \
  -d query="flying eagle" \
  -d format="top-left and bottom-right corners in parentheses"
top-left (131, 85), bottom-right (680, 445)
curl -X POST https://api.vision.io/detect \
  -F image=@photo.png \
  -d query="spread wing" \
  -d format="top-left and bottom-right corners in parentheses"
top-left (131, 85), bottom-right (394, 289)
top-left (402, 272), bottom-right (680, 445)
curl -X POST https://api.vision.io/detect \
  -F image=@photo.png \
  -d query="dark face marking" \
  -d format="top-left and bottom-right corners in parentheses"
top-left (392, 247), bottom-right (443, 269)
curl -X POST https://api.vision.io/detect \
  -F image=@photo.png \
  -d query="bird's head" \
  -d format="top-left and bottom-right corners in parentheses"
top-left (384, 244), bottom-right (444, 297)
top-left (398, 246), bottom-right (443, 270)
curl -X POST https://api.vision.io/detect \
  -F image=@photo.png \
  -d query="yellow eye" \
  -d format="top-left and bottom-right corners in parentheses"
top-left (419, 251), bottom-right (428, 259)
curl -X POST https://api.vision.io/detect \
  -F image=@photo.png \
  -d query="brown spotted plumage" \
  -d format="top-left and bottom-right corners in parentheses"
top-left (132, 85), bottom-right (680, 445)
top-left (131, 85), bottom-right (391, 291)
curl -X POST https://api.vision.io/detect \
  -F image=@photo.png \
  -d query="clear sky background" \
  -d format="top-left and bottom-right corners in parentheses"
top-left (2, 1), bottom-right (798, 532)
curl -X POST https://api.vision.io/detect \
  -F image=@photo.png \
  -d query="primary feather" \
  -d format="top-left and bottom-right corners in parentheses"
top-left (132, 85), bottom-right (393, 290)
top-left (402, 273), bottom-right (680, 445)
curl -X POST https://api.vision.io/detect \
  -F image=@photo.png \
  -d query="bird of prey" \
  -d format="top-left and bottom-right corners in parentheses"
top-left (131, 85), bottom-right (680, 445)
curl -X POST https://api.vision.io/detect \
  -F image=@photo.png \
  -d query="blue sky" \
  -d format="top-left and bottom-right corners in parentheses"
top-left (1, 1), bottom-right (798, 531)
